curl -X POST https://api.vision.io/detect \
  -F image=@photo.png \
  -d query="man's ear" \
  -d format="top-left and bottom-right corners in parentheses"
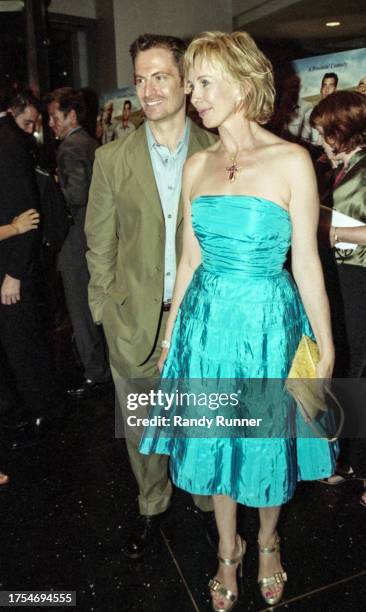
top-left (69, 108), bottom-right (78, 126)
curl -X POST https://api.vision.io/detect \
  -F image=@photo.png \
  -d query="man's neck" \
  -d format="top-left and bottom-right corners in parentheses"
top-left (147, 111), bottom-right (187, 153)
top-left (64, 124), bottom-right (81, 139)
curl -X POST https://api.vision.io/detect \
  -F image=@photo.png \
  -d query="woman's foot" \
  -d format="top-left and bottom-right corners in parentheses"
top-left (0, 472), bottom-right (9, 486)
top-left (257, 532), bottom-right (287, 605)
top-left (210, 535), bottom-right (245, 611)
top-left (319, 465), bottom-right (355, 486)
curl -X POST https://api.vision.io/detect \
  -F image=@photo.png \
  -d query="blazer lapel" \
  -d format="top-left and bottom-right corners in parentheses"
top-left (176, 119), bottom-right (205, 228)
top-left (128, 126), bottom-right (162, 219)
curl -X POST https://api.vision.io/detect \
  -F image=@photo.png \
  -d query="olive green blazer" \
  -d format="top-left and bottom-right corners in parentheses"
top-left (85, 119), bottom-right (216, 366)
top-left (331, 149), bottom-right (366, 267)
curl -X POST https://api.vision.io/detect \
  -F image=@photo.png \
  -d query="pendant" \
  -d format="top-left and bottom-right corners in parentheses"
top-left (225, 158), bottom-right (241, 182)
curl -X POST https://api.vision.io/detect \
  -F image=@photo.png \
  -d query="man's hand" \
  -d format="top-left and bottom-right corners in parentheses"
top-left (1, 274), bottom-right (21, 305)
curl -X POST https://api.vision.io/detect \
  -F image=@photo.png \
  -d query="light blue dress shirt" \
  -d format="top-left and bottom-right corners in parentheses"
top-left (145, 120), bottom-right (190, 302)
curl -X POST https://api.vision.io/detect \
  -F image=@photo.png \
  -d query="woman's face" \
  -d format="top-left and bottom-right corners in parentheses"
top-left (315, 124), bottom-right (338, 161)
top-left (186, 58), bottom-right (242, 129)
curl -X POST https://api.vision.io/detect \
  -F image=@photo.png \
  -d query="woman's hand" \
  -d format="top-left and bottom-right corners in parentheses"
top-left (315, 354), bottom-right (335, 380)
top-left (158, 348), bottom-right (169, 373)
top-left (329, 226), bottom-right (338, 248)
top-left (11, 209), bottom-right (40, 234)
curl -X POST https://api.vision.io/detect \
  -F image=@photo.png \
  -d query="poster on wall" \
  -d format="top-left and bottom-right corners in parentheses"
top-left (284, 47), bottom-right (366, 144)
top-left (292, 47), bottom-right (366, 103)
top-left (98, 86), bottom-right (143, 143)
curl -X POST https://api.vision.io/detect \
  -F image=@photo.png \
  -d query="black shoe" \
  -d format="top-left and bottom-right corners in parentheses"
top-left (122, 513), bottom-right (165, 560)
top-left (67, 378), bottom-right (112, 399)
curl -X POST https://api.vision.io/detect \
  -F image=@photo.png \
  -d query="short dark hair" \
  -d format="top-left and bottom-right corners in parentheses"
top-left (44, 87), bottom-right (86, 125)
top-left (129, 33), bottom-right (187, 80)
top-left (321, 72), bottom-right (338, 87)
top-left (9, 89), bottom-right (42, 115)
top-left (123, 99), bottom-right (132, 109)
top-left (310, 91), bottom-right (366, 154)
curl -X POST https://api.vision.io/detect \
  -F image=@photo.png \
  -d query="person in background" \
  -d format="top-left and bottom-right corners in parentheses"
top-left (101, 100), bottom-right (115, 144)
top-left (0, 91), bottom-right (60, 443)
top-left (358, 76), bottom-right (366, 96)
top-left (113, 99), bottom-right (136, 141)
top-left (8, 90), bottom-right (41, 135)
top-left (46, 87), bottom-right (110, 399)
top-left (310, 91), bottom-right (366, 505)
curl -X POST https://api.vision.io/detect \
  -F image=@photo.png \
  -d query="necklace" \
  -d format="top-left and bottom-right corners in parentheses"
top-left (225, 155), bottom-right (241, 182)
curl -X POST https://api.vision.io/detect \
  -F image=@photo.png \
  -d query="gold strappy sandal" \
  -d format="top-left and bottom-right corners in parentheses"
top-left (258, 536), bottom-right (287, 606)
top-left (209, 536), bottom-right (246, 611)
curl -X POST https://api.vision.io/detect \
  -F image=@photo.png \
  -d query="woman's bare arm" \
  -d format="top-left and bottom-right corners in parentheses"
top-left (0, 209), bottom-right (40, 241)
top-left (288, 146), bottom-right (335, 377)
top-left (158, 155), bottom-right (203, 370)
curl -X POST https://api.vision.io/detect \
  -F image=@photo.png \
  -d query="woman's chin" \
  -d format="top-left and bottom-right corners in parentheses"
top-left (202, 116), bottom-right (218, 130)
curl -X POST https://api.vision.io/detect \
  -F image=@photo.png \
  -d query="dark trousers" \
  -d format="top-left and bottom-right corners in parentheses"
top-left (336, 264), bottom-right (366, 477)
top-left (61, 263), bottom-right (109, 382)
top-left (0, 284), bottom-right (59, 419)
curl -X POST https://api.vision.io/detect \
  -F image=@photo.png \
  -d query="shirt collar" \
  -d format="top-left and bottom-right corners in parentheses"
top-left (145, 118), bottom-right (190, 155)
top-left (64, 126), bottom-right (83, 140)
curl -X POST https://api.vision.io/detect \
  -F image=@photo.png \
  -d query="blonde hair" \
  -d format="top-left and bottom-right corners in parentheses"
top-left (184, 31), bottom-right (275, 124)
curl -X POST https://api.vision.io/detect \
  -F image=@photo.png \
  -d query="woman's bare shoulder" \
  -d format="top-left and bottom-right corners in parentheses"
top-left (184, 143), bottom-right (219, 176)
top-left (261, 129), bottom-right (310, 163)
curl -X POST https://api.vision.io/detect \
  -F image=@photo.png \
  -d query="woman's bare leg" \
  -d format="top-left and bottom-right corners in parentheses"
top-left (258, 506), bottom-right (284, 601)
top-left (211, 494), bottom-right (243, 610)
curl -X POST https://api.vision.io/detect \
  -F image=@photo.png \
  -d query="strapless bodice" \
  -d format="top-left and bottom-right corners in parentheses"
top-left (191, 195), bottom-right (291, 277)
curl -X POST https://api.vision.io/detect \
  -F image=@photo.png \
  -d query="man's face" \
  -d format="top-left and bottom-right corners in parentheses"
top-left (358, 77), bottom-right (366, 96)
top-left (122, 102), bottom-right (131, 120)
top-left (321, 77), bottom-right (337, 99)
top-left (134, 47), bottom-right (185, 123)
top-left (13, 105), bottom-right (39, 134)
top-left (48, 100), bottom-right (73, 139)
top-left (104, 103), bottom-right (113, 123)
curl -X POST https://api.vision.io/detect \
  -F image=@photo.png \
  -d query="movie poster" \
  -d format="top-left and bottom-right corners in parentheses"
top-left (283, 48), bottom-right (366, 143)
top-left (98, 86), bottom-right (143, 143)
top-left (292, 47), bottom-right (366, 103)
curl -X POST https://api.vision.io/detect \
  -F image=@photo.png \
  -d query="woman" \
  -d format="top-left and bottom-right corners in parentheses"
top-left (0, 208), bottom-right (39, 241)
top-left (140, 32), bottom-right (336, 610)
top-left (310, 91), bottom-right (366, 506)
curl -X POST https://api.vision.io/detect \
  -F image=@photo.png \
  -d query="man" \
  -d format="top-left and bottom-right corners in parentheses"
top-left (358, 76), bottom-right (366, 96)
top-left (101, 100), bottom-right (115, 144)
top-left (113, 99), bottom-right (135, 141)
top-left (0, 90), bottom-right (60, 434)
top-left (307, 73), bottom-right (339, 145)
top-left (8, 90), bottom-right (40, 134)
top-left (46, 88), bottom-right (110, 398)
top-left (85, 34), bottom-right (216, 558)
top-left (320, 72), bottom-right (338, 99)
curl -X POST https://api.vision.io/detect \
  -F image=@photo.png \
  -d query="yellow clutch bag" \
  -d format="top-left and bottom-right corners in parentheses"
top-left (286, 335), bottom-right (327, 423)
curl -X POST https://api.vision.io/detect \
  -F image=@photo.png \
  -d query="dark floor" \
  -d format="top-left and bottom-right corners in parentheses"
top-left (0, 330), bottom-right (365, 612)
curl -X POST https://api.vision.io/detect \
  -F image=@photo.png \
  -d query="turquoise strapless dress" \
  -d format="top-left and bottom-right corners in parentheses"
top-left (140, 196), bottom-right (337, 507)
